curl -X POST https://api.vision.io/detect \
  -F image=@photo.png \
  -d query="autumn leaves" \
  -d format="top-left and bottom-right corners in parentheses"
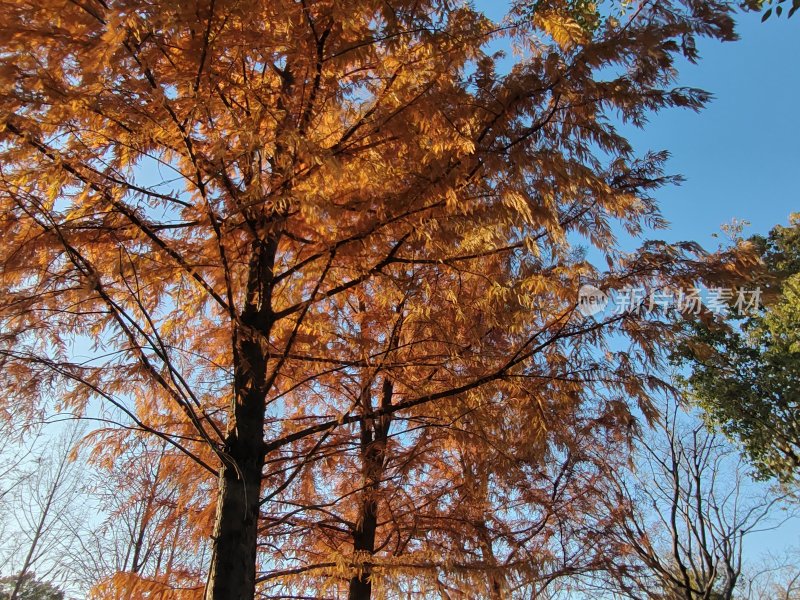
top-left (0, 0), bottom-right (761, 598)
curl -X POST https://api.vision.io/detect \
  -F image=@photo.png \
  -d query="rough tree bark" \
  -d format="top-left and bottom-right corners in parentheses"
top-left (205, 236), bottom-right (277, 600)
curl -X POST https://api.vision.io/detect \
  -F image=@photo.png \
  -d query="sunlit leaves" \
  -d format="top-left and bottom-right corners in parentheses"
top-left (0, 0), bottom-right (758, 596)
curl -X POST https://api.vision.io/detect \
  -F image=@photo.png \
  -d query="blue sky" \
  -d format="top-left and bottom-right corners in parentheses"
top-left (626, 10), bottom-right (799, 246)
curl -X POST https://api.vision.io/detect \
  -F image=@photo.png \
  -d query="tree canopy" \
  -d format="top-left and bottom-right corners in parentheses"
top-left (675, 215), bottom-right (800, 483)
top-left (0, 0), bottom-right (759, 598)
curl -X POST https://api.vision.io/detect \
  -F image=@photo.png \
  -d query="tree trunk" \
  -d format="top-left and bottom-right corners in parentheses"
top-left (204, 330), bottom-right (268, 600)
top-left (204, 448), bottom-right (264, 600)
top-left (205, 236), bottom-right (276, 600)
top-left (348, 495), bottom-right (380, 600)
top-left (348, 379), bottom-right (393, 600)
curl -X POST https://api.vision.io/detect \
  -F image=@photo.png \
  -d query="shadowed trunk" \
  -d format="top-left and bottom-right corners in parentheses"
top-left (204, 432), bottom-right (264, 600)
top-left (349, 495), bottom-right (380, 600)
top-left (205, 236), bottom-right (276, 600)
top-left (348, 378), bottom-right (393, 600)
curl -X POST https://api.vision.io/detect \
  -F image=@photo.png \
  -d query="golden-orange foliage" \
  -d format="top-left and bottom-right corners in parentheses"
top-left (0, 0), bottom-right (757, 598)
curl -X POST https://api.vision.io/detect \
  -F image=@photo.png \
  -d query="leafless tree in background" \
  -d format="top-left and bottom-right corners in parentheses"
top-left (0, 423), bottom-right (86, 599)
top-left (741, 548), bottom-right (800, 600)
top-left (600, 405), bottom-right (793, 600)
top-left (0, 422), bottom-right (40, 527)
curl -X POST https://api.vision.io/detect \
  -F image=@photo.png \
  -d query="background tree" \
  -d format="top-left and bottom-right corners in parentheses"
top-left (0, 574), bottom-right (64, 600)
top-left (674, 215), bottom-right (800, 482)
top-left (67, 436), bottom-right (209, 599)
top-left (600, 406), bottom-right (789, 600)
top-left (0, 422), bottom-right (35, 544)
top-left (0, 0), bottom-right (757, 598)
top-left (0, 425), bottom-right (85, 600)
top-left (741, 548), bottom-right (800, 600)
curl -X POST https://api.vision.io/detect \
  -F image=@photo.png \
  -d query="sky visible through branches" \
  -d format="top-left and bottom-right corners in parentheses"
top-left (0, 1), bottom-right (797, 596)
top-left (476, 0), bottom-right (800, 562)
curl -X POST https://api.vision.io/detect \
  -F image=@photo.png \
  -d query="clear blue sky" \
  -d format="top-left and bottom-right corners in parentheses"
top-left (625, 10), bottom-right (799, 246)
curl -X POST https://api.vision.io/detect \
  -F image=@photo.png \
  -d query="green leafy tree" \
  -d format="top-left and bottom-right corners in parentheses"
top-left (674, 215), bottom-right (800, 482)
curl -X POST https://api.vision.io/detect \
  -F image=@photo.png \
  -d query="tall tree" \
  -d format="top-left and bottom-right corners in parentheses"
top-left (674, 215), bottom-right (800, 482)
top-left (0, 0), bottom-right (754, 598)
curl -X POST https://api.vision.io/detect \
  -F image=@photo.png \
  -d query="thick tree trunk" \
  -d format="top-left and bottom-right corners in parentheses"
top-left (204, 447), bottom-right (264, 600)
top-left (205, 236), bottom-right (276, 600)
top-left (348, 379), bottom-right (393, 600)
top-left (204, 330), bottom-right (268, 600)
